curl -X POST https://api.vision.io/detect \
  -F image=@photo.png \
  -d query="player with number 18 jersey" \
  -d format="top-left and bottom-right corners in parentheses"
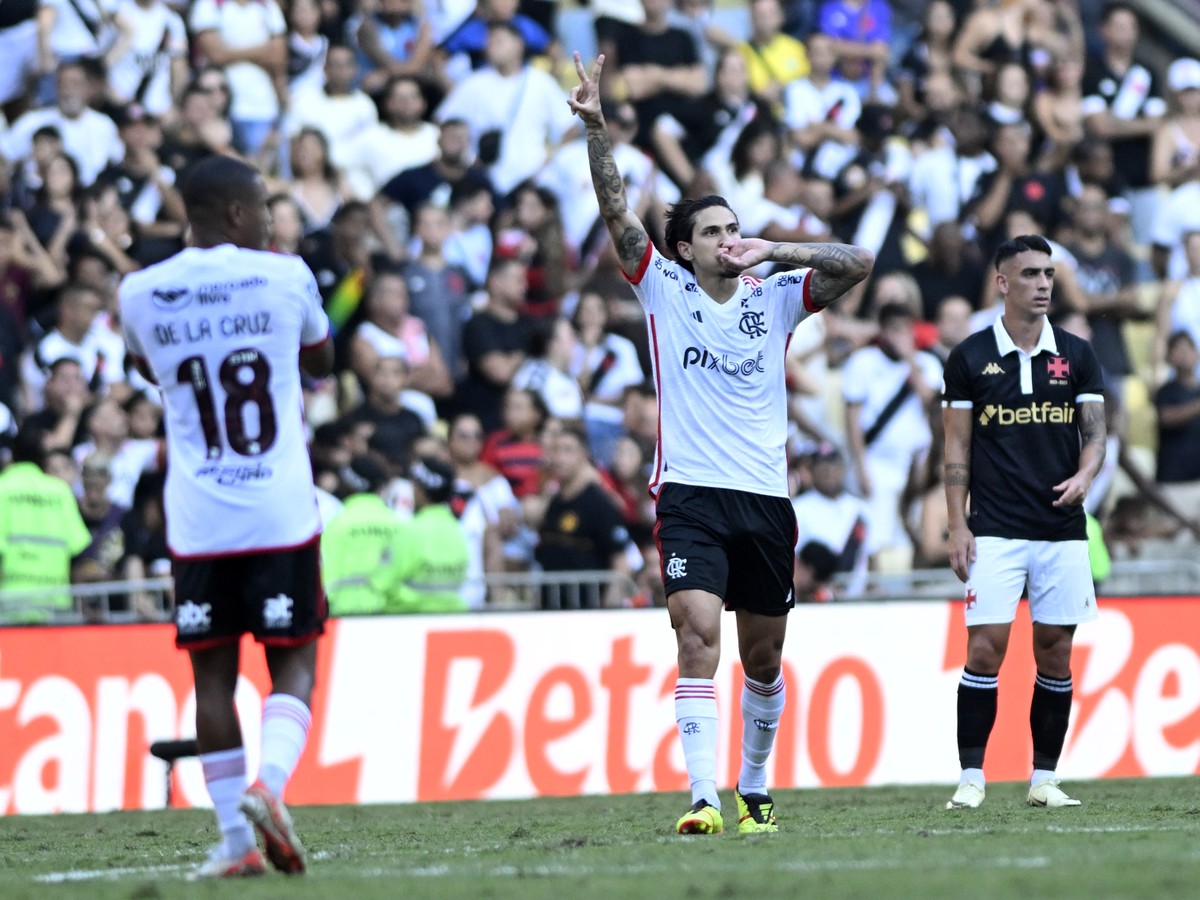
top-left (119, 245), bottom-right (331, 558)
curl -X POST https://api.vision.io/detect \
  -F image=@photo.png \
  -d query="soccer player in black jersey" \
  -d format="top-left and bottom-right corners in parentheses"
top-left (942, 235), bottom-right (1107, 809)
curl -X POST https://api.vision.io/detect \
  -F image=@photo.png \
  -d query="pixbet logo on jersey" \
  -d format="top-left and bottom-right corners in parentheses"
top-left (681, 346), bottom-right (765, 376)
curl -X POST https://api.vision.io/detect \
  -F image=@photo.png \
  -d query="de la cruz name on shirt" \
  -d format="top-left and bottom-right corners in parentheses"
top-left (149, 277), bottom-right (271, 347)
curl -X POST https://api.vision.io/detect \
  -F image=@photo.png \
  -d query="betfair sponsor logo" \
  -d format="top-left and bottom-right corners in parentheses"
top-left (978, 402), bottom-right (1075, 426)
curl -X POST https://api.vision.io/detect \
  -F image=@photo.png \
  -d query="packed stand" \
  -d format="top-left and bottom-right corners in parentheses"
top-left (1, 0), bottom-right (1198, 619)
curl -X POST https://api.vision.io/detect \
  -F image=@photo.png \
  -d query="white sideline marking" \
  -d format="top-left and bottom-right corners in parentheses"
top-left (33, 850), bottom-right (340, 884)
top-left (34, 864), bottom-right (187, 883)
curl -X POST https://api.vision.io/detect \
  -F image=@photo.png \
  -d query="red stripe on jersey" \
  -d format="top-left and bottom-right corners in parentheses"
top-left (801, 269), bottom-right (817, 313)
top-left (647, 313), bottom-right (664, 495)
top-left (301, 330), bottom-right (331, 351)
top-left (740, 274), bottom-right (762, 287)
top-left (623, 242), bottom-right (654, 285)
top-left (170, 532), bottom-right (321, 562)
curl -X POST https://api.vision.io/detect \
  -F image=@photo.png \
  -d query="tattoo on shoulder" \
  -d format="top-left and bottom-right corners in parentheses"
top-left (617, 226), bottom-right (647, 269)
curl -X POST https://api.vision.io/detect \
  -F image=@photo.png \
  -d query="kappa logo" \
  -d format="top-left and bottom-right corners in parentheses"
top-left (982, 362), bottom-right (1005, 375)
top-left (665, 555), bottom-right (688, 579)
top-left (151, 286), bottom-right (191, 310)
top-left (176, 600), bottom-right (212, 634)
top-left (263, 593), bottom-right (294, 629)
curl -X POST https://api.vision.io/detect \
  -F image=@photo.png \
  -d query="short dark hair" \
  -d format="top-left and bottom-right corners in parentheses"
top-left (663, 195), bottom-right (734, 273)
top-left (181, 155), bottom-right (261, 230)
top-left (11, 425), bottom-right (47, 467)
top-left (993, 234), bottom-right (1052, 270)
top-left (1167, 330), bottom-right (1197, 354)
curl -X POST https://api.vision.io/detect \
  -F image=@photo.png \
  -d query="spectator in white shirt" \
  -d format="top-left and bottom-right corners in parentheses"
top-left (20, 282), bottom-right (126, 412)
top-left (784, 31), bottom-right (861, 181)
top-left (106, 0), bottom-right (188, 116)
top-left (435, 20), bottom-right (576, 195)
top-left (337, 73), bottom-right (438, 200)
top-left (843, 301), bottom-right (942, 568)
top-left (2, 60), bottom-right (123, 187)
top-left (189, 0), bottom-right (287, 157)
top-left (285, 44), bottom-right (378, 167)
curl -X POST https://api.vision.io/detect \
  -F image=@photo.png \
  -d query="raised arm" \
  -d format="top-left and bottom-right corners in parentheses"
top-left (567, 53), bottom-right (650, 279)
top-left (718, 240), bottom-right (875, 309)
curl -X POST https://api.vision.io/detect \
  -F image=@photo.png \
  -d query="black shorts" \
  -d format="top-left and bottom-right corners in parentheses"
top-left (172, 536), bottom-right (326, 650)
top-left (654, 483), bottom-right (797, 616)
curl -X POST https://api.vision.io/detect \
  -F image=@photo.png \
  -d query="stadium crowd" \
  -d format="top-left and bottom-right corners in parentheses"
top-left (2, 0), bottom-right (1200, 619)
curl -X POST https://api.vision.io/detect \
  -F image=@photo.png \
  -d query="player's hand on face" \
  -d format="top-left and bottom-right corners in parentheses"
top-left (1051, 473), bottom-right (1089, 507)
top-left (948, 522), bottom-right (975, 583)
top-left (716, 238), bottom-right (774, 271)
top-left (568, 52), bottom-right (605, 123)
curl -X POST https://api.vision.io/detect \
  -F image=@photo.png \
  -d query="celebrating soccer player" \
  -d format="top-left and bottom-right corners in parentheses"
top-left (569, 52), bottom-right (874, 834)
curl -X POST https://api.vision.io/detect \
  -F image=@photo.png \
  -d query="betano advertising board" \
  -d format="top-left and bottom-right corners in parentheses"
top-left (0, 599), bottom-right (1197, 814)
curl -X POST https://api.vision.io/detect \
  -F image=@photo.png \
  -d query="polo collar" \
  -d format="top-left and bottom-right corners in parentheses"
top-left (992, 315), bottom-right (1057, 357)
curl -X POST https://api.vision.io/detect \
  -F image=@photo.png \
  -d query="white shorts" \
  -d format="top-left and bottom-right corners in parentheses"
top-left (964, 536), bottom-right (1098, 627)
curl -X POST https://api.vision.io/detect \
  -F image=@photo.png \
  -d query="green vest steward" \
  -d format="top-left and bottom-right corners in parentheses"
top-left (382, 504), bottom-right (469, 614)
top-left (321, 493), bottom-right (403, 616)
top-left (0, 462), bottom-right (92, 621)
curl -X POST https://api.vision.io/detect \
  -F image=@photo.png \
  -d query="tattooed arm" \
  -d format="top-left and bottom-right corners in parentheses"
top-left (717, 240), bottom-right (875, 308)
top-left (943, 406), bottom-right (974, 583)
top-left (1052, 400), bottom-right (1107, 507)
top-left (567, 52), bottom-right (650, 279)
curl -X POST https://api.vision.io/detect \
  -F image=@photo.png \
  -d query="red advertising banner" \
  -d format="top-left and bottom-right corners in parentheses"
top-left (1, 598), bottom-right (1197, 814)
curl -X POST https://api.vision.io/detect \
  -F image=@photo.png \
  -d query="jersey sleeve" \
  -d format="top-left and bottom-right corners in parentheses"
top-left (761, 267), bottom-right (815, 329)
top-left (623, 243), bottom-right (666, 312)
top-left (1073, 338), bottom-right (1105, 401)
top-left (296, 261), bottom-right (331, 348)
top-left (941, 344), bottom-right (973, 406)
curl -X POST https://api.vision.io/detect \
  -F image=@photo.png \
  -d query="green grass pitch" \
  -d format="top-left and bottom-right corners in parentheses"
top-left (3, 778), bottom-right (1200, 899)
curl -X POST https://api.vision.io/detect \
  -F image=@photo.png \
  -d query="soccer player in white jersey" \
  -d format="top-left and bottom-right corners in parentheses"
top-left (569, 53), bottom-right (874, 835)
top-left (119, 155), bottom-right (333, 878)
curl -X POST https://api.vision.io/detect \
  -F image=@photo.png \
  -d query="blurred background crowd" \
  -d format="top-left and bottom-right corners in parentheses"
top-left (2, 0), bottom-right (1200, 619)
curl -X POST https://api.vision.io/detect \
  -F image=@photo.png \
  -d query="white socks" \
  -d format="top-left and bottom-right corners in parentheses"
top-left (200, 748), bottom-right (255, 854)
top-left (675, 678), bottom-right (719, 807)
top-left (258, 693), bottom-right (312, 798)
top-left (960, 767), bottom-right (985, 786)
top-left (738, 674), bottom-right (785, 794)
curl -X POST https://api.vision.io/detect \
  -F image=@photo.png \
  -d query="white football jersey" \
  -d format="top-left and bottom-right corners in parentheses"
top-left (119, 245), bottom-right (330, 556)
top-left (627, 244), bottom-right (816, 499)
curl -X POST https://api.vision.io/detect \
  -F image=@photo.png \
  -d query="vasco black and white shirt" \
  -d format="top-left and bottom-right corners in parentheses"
top-left (625, 244), bottom-right (817, 499)
top-left (942, 316), bottom-right (1104, 541)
